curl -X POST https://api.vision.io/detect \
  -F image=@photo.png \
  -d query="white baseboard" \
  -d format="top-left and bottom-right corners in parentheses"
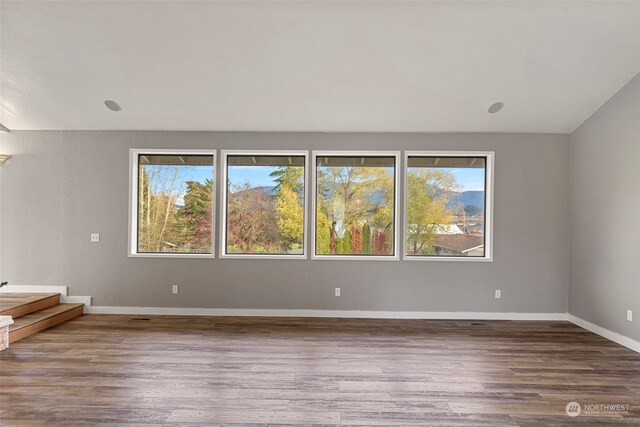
top-left (568, 314), bottom-right (640, 354)
top-left (0, 285), bottom-right (92, 307)
top-left (0, 285), bottom-right (68, 296)
top-left (61, 295), bottom-right (92, 306)
top-left (3, 288), bottom-right (636, 353)
top-left (3, 294), bottom-right (634, 353)
top-left (86, 305), bottom-right (568, 321)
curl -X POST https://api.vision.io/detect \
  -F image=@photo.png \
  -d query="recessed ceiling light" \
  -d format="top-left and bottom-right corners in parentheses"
top-left (488, 102), bottom-right (504, 114)
top-left (104, 100), bottom-right (122, 112)
top-left (0, 123), bottom-right (10, 133)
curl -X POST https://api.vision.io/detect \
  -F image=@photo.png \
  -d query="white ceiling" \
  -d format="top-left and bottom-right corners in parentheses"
top-left (1, 1), bottom-right (640, 133)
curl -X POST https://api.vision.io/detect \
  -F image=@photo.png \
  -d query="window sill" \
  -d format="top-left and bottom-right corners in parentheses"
top-left (219, 254), bottom-right (307, 260)
top-left (129, 253), bottom-right (215, 259)
top-left (311, 255), bottom-right (400, 261)
top-left (403, 255), bottom-right (493, 262)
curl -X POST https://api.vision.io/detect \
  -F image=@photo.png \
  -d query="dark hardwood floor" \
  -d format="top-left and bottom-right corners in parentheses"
top-left (1, 315), bottom-right (639, 425)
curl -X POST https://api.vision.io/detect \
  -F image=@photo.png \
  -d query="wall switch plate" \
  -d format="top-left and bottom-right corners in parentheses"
top-left (627, 310), bottom-right (633, 322)
top-left (335, 288), bottom-right (341, 297)
top-left (172, 285), bottom-right (179, 295)
top-left (90, 233), bottom-right (100, 243)
top-left (495, 289), bottom-right (502, 299)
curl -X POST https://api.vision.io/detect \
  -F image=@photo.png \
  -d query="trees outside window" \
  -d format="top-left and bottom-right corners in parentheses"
top-left (314, 153), bottom-right (398, 258)
top-left (130, 149), bottom-right (491, 261)
top-left (133, 152), bottom-right (214, 255)
top-left (222, 153), bottom-right (307, 257)
top-left (405, 153), bottom-right (492, 259)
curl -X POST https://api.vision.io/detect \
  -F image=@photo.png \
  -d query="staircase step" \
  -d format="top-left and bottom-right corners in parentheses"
top-left (0, 293), bottom-right (61, 318)
top-left (9, 303), bottom-right (84, 343)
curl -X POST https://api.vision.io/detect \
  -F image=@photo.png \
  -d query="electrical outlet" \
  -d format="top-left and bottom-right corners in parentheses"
top-left (335, 288), bottom-right (341, 297)
top-left (495, 289), bottom-right (502, 299)
top-left (172, 285), bottom-right (179, 295)
top-left (627, 310), bottom-right (633, 322)
top-left (90, 233), bottom-right (100, 243)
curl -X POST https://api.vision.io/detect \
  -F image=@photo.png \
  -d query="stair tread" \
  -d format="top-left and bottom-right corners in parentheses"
top-left (9, 303), bottom-right (84, 332)
top-left (0, 293), bottom-right (60, 315)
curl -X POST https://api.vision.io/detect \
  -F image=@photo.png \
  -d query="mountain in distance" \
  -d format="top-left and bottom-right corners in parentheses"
top-left (230, 185), bottom-right (276, 196)
top-left (256, 186), bottom-right (277, 196)
top-left (448, 191), bottom-right (485, 210)
top-left (235, 186), bottom-right (484, 211)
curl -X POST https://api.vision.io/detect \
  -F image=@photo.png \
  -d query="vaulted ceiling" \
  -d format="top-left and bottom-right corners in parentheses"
top-left (2, 1), bottom-right (640, 133)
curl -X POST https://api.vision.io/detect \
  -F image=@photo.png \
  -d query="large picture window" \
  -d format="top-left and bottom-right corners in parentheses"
top-left (129, 149), bottom-right (215, 257)
top-left (221, 151), bottom-right (308, 258)
top-left (313, 152), bottom-right (399, 259)
top-left (404, 152), bottom-right (493, 260)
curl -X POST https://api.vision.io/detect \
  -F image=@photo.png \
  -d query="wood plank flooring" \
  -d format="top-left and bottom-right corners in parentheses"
top-left (0, 293), bottom-right (60, 318)
top-left (9, 303), bottom-right (85, 343)
top-left (1, 315), bottom-right (639, 425)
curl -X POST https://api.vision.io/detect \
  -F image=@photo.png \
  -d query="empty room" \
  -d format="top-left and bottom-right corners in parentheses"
top-left (1, 1), bottom-right (639, 425)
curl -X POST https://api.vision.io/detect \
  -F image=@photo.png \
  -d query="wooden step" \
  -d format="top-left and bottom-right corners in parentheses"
top-left (0, 293), bottom-right (60, 318)
top-left (9, 303), bottom-right (84, 343)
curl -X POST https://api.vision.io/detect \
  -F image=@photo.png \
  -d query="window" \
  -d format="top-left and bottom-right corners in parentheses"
top-left (312, 152), bottom-right (400, 259)
top-left (221, 151), bottom-right (308, 258)
top-left (129, 149), bottom-right (215, 257)
top-left (404, 151), bottom-right (493, 260)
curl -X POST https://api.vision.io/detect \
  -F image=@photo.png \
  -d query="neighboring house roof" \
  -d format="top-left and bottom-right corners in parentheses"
top-left (459, 224), bottom-right (484, 235)
top-left (434, 234), bottom-right (484, 253)
top-left (431, 224), bottom-right (464, 234)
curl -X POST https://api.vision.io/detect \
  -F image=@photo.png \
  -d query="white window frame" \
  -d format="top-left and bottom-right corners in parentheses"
top-left (311, 150), bottom-right (401, 261)
top-left (220, 150), bottom-right (309, 260)
top-left (403, 151), bottom-right (494, 262)
top-left (128, 148), bottom-right (216, 258)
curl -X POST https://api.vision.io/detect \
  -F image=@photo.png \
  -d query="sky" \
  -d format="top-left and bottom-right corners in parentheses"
top-left (143, 165), bottom-right (213, 205)
top-left (228, 166), bottom-right (279, 188)
top-left (431, 167), bottom-right (486, 192)
top-left (153, 164), bottom-right (486, 199)
top-left (228, 166), bottom-right (485, 192)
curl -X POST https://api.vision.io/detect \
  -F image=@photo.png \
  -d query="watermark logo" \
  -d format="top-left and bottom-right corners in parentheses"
top-left (565, 401), bottom-right (630, 417)
top-left (566, 401), bottom-right (581, 417)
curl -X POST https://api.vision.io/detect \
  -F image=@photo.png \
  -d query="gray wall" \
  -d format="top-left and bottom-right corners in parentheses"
top-left (0, 132), bottom-right (569, 313)
top-left (570, 73), bottom-right (640, 340)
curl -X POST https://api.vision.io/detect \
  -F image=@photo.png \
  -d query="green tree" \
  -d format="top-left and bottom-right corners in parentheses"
top-left (370, 169), bottom-right (394, 232)
top-left (270, 166), bottom-right (304, 194)
top-left (362, 223), bottom-right (371, 254)
top-left (275, 186), bottom-right (304, 251)
top-left (271, 166), bottom-right (304, 252)
top-left (316, 209), bottom-right (333, 254)
top-left (316, 164), bottom-right (394, 255)
top-left (174, 179), bottom-right (213, 252)
top-left (343, 229), bottom-right (352, 254)
top-left (406, 169), bottom-right (459, 255)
